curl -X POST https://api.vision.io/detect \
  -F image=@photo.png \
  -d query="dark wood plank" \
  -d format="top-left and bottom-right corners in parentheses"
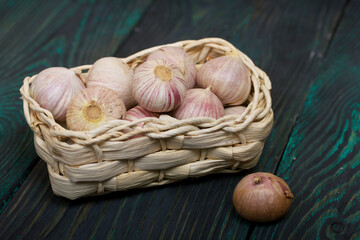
top-left (0, 0), bottom-right (347, 239)
top-left (251, 0), bottom-right (360, 239)
top-left (0, 0), bottom-right (81, 213)
top-left (0, 0), bottom-right (152, 212)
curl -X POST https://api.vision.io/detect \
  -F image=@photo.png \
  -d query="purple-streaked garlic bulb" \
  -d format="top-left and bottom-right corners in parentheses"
top-left (172, 87), bottom-right (225, 120)
top-left (66, 87), bottom-right (126, 131)
top-left (132, 59), bottom-right (187, 113)
top-left (147, 46), bottom-right (197, 89)
top-left (225, 106), bottom-right (247, 115)
top-left (87, 57), bottom-right (136, 109)
top-left (196, 52), bottom-right (251, 105)
top-left (31, 67), bottom-right (85, 121)
top-left (126, 106), bottom-right (159, 127)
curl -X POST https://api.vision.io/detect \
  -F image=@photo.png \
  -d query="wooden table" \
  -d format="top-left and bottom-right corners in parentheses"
top-left (0, 0), bottom-right (359, 239)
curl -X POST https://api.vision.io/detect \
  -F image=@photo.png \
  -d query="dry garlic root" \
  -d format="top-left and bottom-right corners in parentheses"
top-left (132, 59), bottom-right (187, 112)
top-left (66, 87), bottom-right (126, 131)
top-left (147, 46), bottom-right (197, 89)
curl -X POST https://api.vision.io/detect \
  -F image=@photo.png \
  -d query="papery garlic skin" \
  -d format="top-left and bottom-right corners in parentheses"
top-left (126, 106), bottom-right (159, 122)
top-left (132, 59), bottom-right (187, 113)
top-left (172, 87), bottom-right (225, 120)
top-left (224, 106), bottom-right (247, 115)
top-left (233, 172), bottom-right (294, 222)
top-left (66, 87), bottom-right (126, 131)
top-left (87, 57), bottom-right (136, 109)
top-left (126, 106), bottom-right (159, 128)
top-left (31, 67), bottom-right (85, 121)
top-left (147, 47), bottom-right (197, 89)
top-left (196, 53), bottom-right (251, 105)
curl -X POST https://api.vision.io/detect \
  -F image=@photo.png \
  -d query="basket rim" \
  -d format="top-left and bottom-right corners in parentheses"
top-left (20, 37), bottom-right (272, 143)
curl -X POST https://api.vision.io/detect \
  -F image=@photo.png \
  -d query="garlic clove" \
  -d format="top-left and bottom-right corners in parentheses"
top-left (171, 87), bottom-right (225, 120)
top-left (132, 59), bottom-right (187, 113)
top-left (147, 47), bottom-right (197, 89)
top-left (66, 87), bottom-right (126, 131)
top-left (87, 57), bottom-right (136, 109)
top-left (224, 106), bottom-right (247, 115)
top-left (31, 67), bottom-right (85, 121)
top-left (196, 53), bottom-right (251, 105)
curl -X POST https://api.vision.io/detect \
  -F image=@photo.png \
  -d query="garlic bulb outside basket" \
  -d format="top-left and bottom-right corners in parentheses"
top-left (147, 47), bottom-right (197, 89)
top-left (66, 87), bottom-right (126, 131)
top-left (87, 57), bottom-right (136, 109)
top-left (132, 59), bottom-right (187, 113)
top-left (31, 67), bottom-right (85, 121)
top-left (172, 87), bottom-right (225, 120)
top-left (197, 53), bottom-right (251, 105)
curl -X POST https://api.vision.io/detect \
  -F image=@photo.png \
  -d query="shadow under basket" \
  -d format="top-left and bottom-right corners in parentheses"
top-left (20, 38), bottom-right (273, 200)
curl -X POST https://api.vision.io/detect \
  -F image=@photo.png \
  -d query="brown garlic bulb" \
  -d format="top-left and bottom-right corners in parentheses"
top-left (233, 172), bottom-right (294, 222)
top-left (66, 87), bottom-right (126, 131)
top-left (197, 52), bottom-right (251, 105)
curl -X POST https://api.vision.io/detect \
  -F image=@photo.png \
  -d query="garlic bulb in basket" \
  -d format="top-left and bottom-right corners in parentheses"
top-left (132, 59), bottom-right (187, 112)
top-left (66, 87), bottom-right (126, 131)
top-left (172, 87), bottom-right (224, 120)
top-left (197, 52), bottom-right (251, 105)
top-left (87, 57), bottom-right (135, 109)
top-left (147, 46), bottom-right (197, 89)
top-left (126, 106), bottom-right (159, 127)
top-left (31, 67), bottom-right (85, 121)
top-left (225, 106), bottom-right (247, 115)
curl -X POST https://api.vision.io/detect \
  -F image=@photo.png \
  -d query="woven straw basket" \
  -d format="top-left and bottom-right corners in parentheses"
top-left (20, 38), bottom-right (273, 200)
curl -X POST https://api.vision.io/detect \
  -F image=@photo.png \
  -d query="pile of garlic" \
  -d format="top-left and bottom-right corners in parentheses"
top-left (31, 47), bottom-right (251, 132)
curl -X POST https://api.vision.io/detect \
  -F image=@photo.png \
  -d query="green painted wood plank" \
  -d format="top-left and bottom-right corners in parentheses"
top-left (250, 0), bottom-right (360, 239)
top-left (0, 0), bottom-right (152, 212)
top-left (0, 0), bottom-right (347, 239)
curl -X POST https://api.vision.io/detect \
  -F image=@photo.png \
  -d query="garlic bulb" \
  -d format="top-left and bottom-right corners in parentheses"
top-left (233, 172), bottom-right (294, 222)
top-left (132, 59), bottom-right (187, 112)
top-left (172, 87), bottom-right (224, 120)
top-left (147, 47), bottom-right (196, 89)
top-left (196, 52), bottom-right (251, 105)
top-left (126, 106), bottom-right (158, 127)
top-left (31, 67), bottom-right (85, 121)
top-left (225, 106), bottom-right (247, 115)
top-left (87, 57), bottom-right (136, 109)
top-left (66, 87), bottom-right (126, 131)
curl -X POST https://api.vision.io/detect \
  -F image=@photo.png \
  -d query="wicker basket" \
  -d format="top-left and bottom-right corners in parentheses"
top-left (20, 38), bottom-right (273, 200)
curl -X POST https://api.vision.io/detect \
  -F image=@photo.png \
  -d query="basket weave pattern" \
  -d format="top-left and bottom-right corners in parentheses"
top-left (20, 38), bottom-right (273, 199)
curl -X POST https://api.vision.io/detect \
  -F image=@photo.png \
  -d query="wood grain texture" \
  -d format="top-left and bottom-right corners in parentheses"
top-left (0, 0), bottom-right (350, 239)
top-left (250, 0), bottom-right (360, 239)
top-left (0, 0), bottom-right (152, 212)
